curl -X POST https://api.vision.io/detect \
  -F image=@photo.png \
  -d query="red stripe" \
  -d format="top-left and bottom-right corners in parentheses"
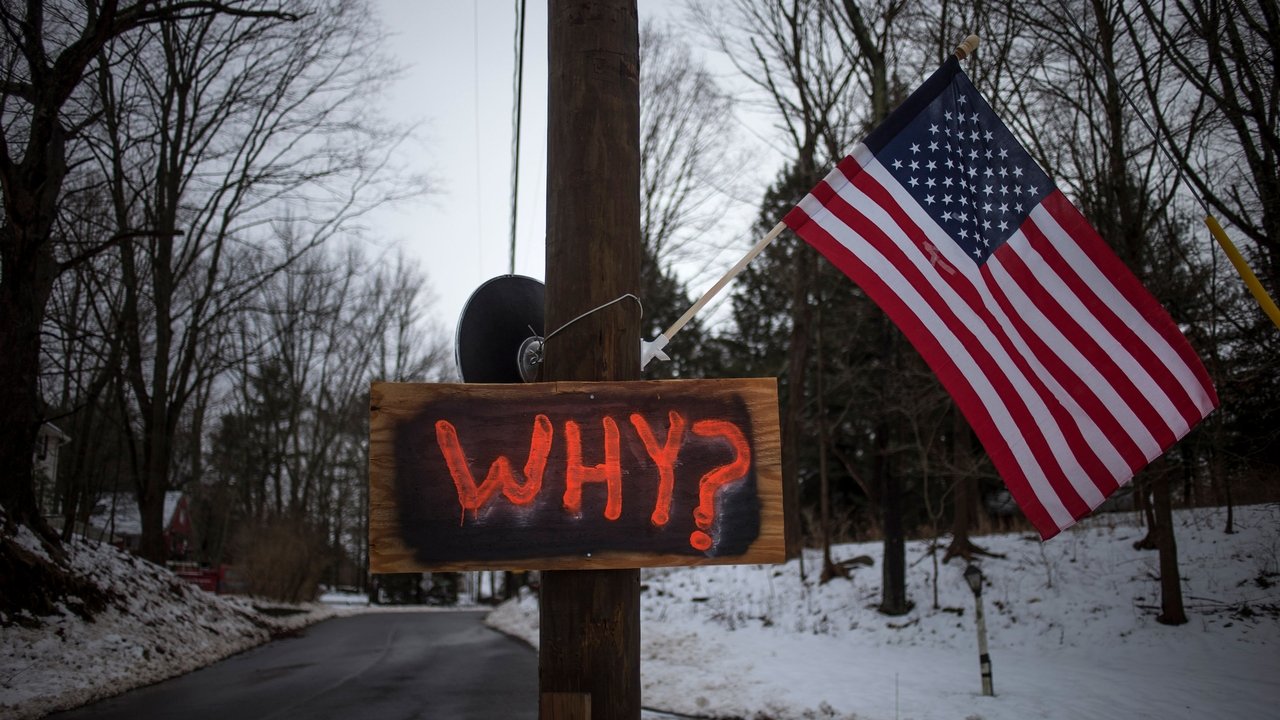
top-left (978, 260), bottom-right (1148, 478)
top-left (1040, 194), bottom-right (1218, 411)
top-left (1024, 202), bottom-right (1204, 435)
top-left (832, 170), bottom-right (1101, 518)
top-left (847, 172), bottom-right (1126, 500)
top-left (790, 169), bottom-right (1063, 536)
top-left (994, 231), bottom-right (1179, 452)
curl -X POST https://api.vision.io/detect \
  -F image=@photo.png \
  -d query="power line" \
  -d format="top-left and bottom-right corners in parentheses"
top-left (509, 0), bottom-right (528, 275)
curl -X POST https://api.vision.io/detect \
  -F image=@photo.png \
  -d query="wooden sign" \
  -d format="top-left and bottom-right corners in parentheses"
top-left (369, 378), bottom-right (783, 572)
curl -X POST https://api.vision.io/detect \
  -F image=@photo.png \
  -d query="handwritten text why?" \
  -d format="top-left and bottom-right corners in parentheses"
top-left (436, 411), bottom-right (751, 551)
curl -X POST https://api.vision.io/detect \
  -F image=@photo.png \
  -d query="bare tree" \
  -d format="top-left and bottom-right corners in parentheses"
top-left (693, 0), bottom-right (862, 561)
top-left (86, 0), bottom-right (423, 562)
top-left (0, 0), bottom-right (308, 623)
top-left (637, 20), bottom-right (743, 376)
top-left (1128, 0), bottom-right (1279, 295)
top-left (208, 243), bottom-right (446, 599)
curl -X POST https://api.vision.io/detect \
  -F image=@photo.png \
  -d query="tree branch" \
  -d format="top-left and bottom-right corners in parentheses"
top-left (58, 229), bottom-right (183, 273)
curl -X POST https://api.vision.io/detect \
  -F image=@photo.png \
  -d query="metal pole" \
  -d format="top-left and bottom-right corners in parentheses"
top-left (975, 591), bottom-right (993, 695)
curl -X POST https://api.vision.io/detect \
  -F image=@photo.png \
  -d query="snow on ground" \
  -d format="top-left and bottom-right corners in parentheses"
top-left (0, 534), bottom-right (350, 720)
top-left (488, 504), bottom-right (1280, 720)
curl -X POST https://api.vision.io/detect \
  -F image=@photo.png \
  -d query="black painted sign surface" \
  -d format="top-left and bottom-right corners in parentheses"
top-left (369, 379), bottom-right (784, 571)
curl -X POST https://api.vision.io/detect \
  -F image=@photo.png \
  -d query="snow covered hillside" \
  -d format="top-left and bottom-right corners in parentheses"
top-left (0, 530), bottom-right (343, 720)
top-left (489, 504), bottom-right (1280, 720)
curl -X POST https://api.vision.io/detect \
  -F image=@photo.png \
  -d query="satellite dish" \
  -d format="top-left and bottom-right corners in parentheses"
top-left (455, 275), bottom-right (545, 383)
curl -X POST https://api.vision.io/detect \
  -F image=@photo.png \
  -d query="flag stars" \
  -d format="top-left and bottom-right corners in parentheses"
top-left (1013, 166), bottom-right (1024, 177)
top-left (909, 160), bottom-right (920, 171)
top-left (910, 143), bottom-right (921, 154)
top-left (926, 160), bottom-right (937, 171)
top-left (925, 177), bottom-right (936, 188)
top-left (924, 194), bottom-right (936, 205)
top-left (928, 123), bottom-right (940, 135)
top-left (908, 176), bottom-right (920, 187)
top-left (892, 159), bottom-right (904, 170)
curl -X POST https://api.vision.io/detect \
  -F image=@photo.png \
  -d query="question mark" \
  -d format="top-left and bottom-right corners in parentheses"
top-left (688, 419), bottom-right (752, 551)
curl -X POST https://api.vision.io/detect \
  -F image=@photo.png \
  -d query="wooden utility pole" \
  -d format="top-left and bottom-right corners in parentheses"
top-left (540, 1), bottom-right (642, 719)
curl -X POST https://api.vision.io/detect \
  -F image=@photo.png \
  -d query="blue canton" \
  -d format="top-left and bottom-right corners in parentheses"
top-left (873, 70), bottom-right (1052, 266)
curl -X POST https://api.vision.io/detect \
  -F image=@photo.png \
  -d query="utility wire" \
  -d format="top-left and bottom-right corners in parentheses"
top-left (509, 0), bottom-right (528, 275)
top-left (473, 2), bottom-right (483, 278)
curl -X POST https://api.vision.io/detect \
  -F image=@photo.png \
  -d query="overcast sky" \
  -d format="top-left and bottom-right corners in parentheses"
top-left (366, 0), bottom-right (779, 359)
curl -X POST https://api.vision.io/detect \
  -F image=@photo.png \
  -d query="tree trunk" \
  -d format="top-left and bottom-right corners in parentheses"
top-left (0, 223), bottom-right (60, 544)
top-left (782, 249), bottom-right (813, 562)
top-left (1153, 470), bottom-right (1187, 625)
top-left (816, 310), bottom-right (844, 584)
top-left (1132, 476), bottom-right (1158, 550)
top-left (944, 412), bottom-right (1001, 564)
top-left (878, 316), bottom-right (909, 616)
top-left (878, 417), bottom-right (909, 616)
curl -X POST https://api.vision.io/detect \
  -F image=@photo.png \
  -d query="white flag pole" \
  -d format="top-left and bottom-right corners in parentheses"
top-left (641, 220), bottom-right (788, 369)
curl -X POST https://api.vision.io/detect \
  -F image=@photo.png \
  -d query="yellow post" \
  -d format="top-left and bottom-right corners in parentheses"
top-left (1204, 215), bottom-right (1280, 331)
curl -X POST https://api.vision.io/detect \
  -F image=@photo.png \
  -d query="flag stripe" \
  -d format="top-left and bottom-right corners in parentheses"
top-left (1035, 196), bottom-right (1218, 418)
top-left (974, 257), bottom-right (1152, 478)
top-left (1018, 207), bottom-right (1187, 438)
top-left (831, 160), bottom-right (1112, 513)
top-left (789, 202), bottom-right (1068, 533)
top-left (851, 154), bottom-right (1139, 488)
top-left (987, 237), bottom-right (1180, 452)
top-left (793, 163), bottom-right (1079, 532)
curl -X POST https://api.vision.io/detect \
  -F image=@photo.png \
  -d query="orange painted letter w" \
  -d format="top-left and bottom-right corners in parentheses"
top-left (435, 415), bottom-right (553, 516)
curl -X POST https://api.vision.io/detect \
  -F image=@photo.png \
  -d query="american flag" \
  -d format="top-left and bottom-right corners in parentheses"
top-left (783, 57), bottom-right (1218, 539)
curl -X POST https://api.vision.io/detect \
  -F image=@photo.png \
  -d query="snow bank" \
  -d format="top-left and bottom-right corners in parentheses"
top-left (488, 504), bottom-right (1280, 719)
top-left (0, 535), bottom-right (343, 720)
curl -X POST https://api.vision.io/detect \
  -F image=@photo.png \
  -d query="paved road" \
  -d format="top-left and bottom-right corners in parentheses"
top-left (50, 610), bottom-right (537, 720)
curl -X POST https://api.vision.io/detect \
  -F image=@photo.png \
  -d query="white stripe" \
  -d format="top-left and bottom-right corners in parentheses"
top-left (852, 157), bottom-right (1136, 488)
top-left (826, 162), bottom-right (1110, 507)
top-left (1030, 204), bottom-right (1216, 418)
top-left (796, 184), bottom-right (1076, 529)
top-left (981, 250), bottom-right (1163, 461)
top-left (1000, 221), bottom-right (1190, 442)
